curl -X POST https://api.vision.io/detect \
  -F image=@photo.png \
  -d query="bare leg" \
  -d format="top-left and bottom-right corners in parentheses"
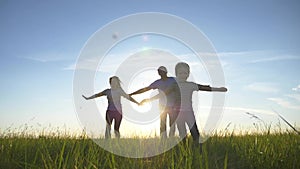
top-left (105, 111), bottom-right (113, 139)
top-left (114, 111), bottom-right (122, 139)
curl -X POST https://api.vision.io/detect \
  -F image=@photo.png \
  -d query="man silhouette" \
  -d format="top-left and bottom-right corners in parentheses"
top-left (130, 66), bottom-right (177, 139)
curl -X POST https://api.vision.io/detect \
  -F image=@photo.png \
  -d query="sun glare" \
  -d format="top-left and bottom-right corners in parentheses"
top-left (127, 68), bottom-right (160, 109)
top-left (132, 101), bottom-right (152, 113)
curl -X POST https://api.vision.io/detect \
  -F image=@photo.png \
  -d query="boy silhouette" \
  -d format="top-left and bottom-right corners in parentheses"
top-left (142, 62), bottom-right (227, 147)
top-left (173, 62), bottom-right (227, 144)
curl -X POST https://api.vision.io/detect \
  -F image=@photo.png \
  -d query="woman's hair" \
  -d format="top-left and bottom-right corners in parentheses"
top-left (175, 62), bottom-right (190, 75)
top-left (109, 76), bottom-right (121, 88)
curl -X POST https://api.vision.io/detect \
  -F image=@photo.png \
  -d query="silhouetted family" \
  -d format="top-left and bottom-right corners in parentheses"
top-left (83, 62), bottom-right (227, 147)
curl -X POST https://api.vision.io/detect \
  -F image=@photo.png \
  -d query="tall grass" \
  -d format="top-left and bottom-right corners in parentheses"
top-left (0, 129), bottom-right (299, 169)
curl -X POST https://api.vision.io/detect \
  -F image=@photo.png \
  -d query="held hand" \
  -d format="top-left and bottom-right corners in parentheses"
top-left (82, 95), bottom-right (88, 100)
top-left (140, 99), bottom-right (149, 105)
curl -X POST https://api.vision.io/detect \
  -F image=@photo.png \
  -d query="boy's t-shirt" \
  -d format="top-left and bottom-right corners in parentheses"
top-left (148, 77), bottom-right (176, 107)
top-left (174, 81), bottom-right (199, 111)
top-left (102, 88), bottom-right (129, 112)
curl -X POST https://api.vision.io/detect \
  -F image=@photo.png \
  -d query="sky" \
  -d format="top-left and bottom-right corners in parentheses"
top-left (1, 0), bottom-right (300, 136)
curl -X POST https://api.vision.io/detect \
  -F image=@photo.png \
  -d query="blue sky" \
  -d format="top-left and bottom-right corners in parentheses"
top-left (1, 1), bottom-right (300, 136)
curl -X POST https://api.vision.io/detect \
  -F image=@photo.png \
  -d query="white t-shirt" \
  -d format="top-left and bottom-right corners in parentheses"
top-left (174, 81), bottom-right (199, 111)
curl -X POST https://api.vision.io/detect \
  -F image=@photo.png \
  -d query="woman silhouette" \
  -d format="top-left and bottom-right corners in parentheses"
top-left (83, 76), bottom-right (140, 139)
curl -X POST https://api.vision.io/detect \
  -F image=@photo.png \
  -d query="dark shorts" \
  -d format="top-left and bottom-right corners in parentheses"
top-left (106, 110), bottom-right (122, 132)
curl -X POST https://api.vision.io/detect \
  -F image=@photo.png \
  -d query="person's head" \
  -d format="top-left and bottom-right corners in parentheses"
top-left (109, 76), bottom-right (121, 89)
top-left (157, 66), bottom-right (168, 78)
top-left (175, 62), bottom-right (190, 81)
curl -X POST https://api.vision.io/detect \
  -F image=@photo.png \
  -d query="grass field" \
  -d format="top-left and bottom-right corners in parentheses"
top-left (0, 129), bottom-right (299, 169)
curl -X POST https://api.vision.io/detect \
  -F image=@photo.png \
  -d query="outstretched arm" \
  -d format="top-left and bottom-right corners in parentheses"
top-left (128, 95), bottom-right (140, 105)
top-left (198, 84), bottom-right (227, 92)
top-left (141, 84), bottom-right (175, 104)
top-left (129, 87), bottom-right (151, 96)
top-left (82, 91), bottom-right (105, 100)
top-left (120, 88), bottom-right (141, 105)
